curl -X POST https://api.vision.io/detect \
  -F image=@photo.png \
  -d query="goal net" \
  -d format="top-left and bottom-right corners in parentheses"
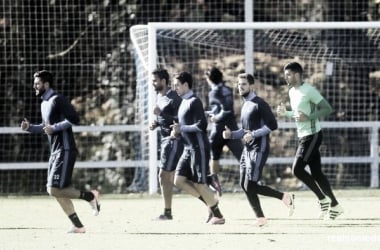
top-left (0, 2), bottom-right (143, 195)
top-left (130, 22), bottom-right (380, 193)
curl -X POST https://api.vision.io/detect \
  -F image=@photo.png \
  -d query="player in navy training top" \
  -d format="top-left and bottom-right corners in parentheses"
top-left (171, 71), bottom-right (225, 225)
top-left (223, 73), bottom-right (294, 227)
top-left (21, 70), bottom-right (100, 233)
top-left (204, 67), bottom-right (243, 196)
top-left (149, 68), bottom-right (183, 220)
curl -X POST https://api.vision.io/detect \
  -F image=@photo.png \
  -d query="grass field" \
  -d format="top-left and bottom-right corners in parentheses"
top-left (0, 189), bottom-right (379, 250)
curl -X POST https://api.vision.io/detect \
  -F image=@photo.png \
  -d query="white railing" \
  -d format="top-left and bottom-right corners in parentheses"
top-left (0, 121), bottom-right (379, 189)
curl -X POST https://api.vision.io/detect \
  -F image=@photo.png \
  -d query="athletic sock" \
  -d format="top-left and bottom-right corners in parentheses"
top-left (210, 203), bottom-right (223, 218)
top-left (79, 191), bottom-right (94, 202)
top-left (330, 200), bottom-right (338, 207)
top-left (164, 208), bottom-right (172, 217)
top-left (69, 213), bottom-right (84, 228)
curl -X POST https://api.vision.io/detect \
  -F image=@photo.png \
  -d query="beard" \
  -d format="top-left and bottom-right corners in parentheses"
top-left (36, 88), bottom-right (46, 97)
top-left (153, 84), bottom-right (163, 92)
top-left (239, 90), bottom-right (249, 98)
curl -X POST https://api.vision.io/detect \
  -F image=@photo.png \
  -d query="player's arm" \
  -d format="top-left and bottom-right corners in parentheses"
top-left (160, 94), bottom-right (182, 124)
top-left (261, 101), bottom-right (278, 131)
top-left (60, 96), bottom-right (80, 125)
top-left (223, 126), bottom-right (244, 139)
top-left (206, 91), bottom-right (220, 121)
top-left (21, 118), bottom-right (44, 133)
top-left (230, 128), bottom-right (245, 139)
top-left (247, 101), bottom-right (278, 139)
top-left (48, 96), bottom-right (80, 133)
top-left (149, 120), bottom-right (158, 130)
top-left (180, 98), bottom-right (208, 133)
top-left (308, 98), bottom-right (333, 120)
top-left (212, 89), bottom-right (234, 122)
top-left (277, 103), bottom-right (295, 118)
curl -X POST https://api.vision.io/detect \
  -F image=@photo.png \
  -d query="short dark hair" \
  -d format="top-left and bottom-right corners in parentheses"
top-left (34, 70), bottom-right (54, 86)
top-left (175, 71), bottom-right (193, 89)
top-left (152, 68), bottom-right (169, 85)
top-left (205, 67), bottom-right (223, 83)
top-left (284, 62), bottom-right (303, 75)
top-left (238, 73), bottom-right (255, 85)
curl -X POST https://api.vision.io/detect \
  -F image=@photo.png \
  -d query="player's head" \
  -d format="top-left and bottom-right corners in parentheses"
top-left (238, 73), bottom-right (255, 85)
top-left (283, 62), bottom-right (303, 86)
top-left (284, 62), bottom-right (303, 75)
top-left (173, 71), bottom-right (192, 96)
top-left (237, 73), bottom-right (254, 97)
top-left (205, 67), bottom-right (223, 84)
top-left (152, 68), bottom-right (169, 92)
top-left (33, 70), bottom-right (53, 97)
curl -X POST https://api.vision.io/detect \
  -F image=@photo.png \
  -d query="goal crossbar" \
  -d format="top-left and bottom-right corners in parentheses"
top-left (148, 21), bottom-right (380, 30)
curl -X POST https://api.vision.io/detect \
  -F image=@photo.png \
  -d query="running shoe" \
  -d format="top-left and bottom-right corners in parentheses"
top-left (282, 192), bottom-right (295, 217)
top-left (329, 204), bottom-right (344, 220)
top-left (67, 226), bottom-right (86, 234)
top-left (318, 197), bottom-right (330, 219)
top-left (209, 217), bottom-right (225, 225)
top-left (156, 214), bottom-right (173, 220)
top-left (256, 217), bottom-right (267, 227)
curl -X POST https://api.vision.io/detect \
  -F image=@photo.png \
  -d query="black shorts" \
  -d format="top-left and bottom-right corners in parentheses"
top-left (47, 150), bottom-right (76, 188)
top-left (176, 147), bottom-right (210, 184)
top-left (159, 136), bottom-right (184, 172)
top-left (209, 128), bottom-right (243, 161)
top-left (296, 131), bottom-right (322, 163)
top-left (240, 147), bottom-right (269, 182)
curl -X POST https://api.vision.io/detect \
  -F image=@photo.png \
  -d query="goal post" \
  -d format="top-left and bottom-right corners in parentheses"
top-left (131, 21), bottom-right (380, 194)
top-left (147, 24), bottom-right (159, 194)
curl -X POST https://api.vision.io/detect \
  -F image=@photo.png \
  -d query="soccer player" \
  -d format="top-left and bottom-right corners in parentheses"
top-left (149, 68), bottom-right (183, 220)
top-left (20, 70), bottom-right (100, 233)
top-left (204, 67), bottom-right (243, 197)
top-left (171, 71), bottom-right (225, 225)
top-left (223, 73), bottom-right (294, 227)
top-left (277, 62), bottom-right (343, 220)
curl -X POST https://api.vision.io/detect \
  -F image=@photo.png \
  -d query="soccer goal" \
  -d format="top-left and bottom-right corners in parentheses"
top-left (130, 21), bottom-right (380, 194)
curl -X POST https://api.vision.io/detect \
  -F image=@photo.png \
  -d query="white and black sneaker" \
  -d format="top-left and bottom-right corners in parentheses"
top-left (329, 204), bottom-right (344, 220)
top-left (318, 197), bottom-right (330, 219)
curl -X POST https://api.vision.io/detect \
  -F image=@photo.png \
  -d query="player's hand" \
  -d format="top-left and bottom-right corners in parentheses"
top-left (153, 105), bottom-right (161, 115)
top-left (43, 124), bottom-right (54, 135)
top-left (149, 120), bottom-right (158, 130)
top-left (276, 103), bottom-right (286, 117)
top-left (243, 130), bottom-right (253, 144)
top-left (20, 118), bottom-right (30, 131)
top-left (209, 114), bottom-right (216, 123)
top-left (222, 126), bottom-right (231, 139)
top-left (170, 122), bottom-right (180, 139)
top-left (294, 111), bottom-right (308, 122)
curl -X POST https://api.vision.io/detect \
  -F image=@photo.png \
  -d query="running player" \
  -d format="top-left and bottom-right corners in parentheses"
top-left (171, 71), bottom-right (225, 225)
top-left (277, 62), bottom-right (343, 220)
top-left (150, 68), bottom-right (183, 220)
top-left (204, 67), bottom-right (243, 196)
top-left (223, 73), bottom-right (294, 227)
top-left (21, 70), bottom-right (100, 233)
